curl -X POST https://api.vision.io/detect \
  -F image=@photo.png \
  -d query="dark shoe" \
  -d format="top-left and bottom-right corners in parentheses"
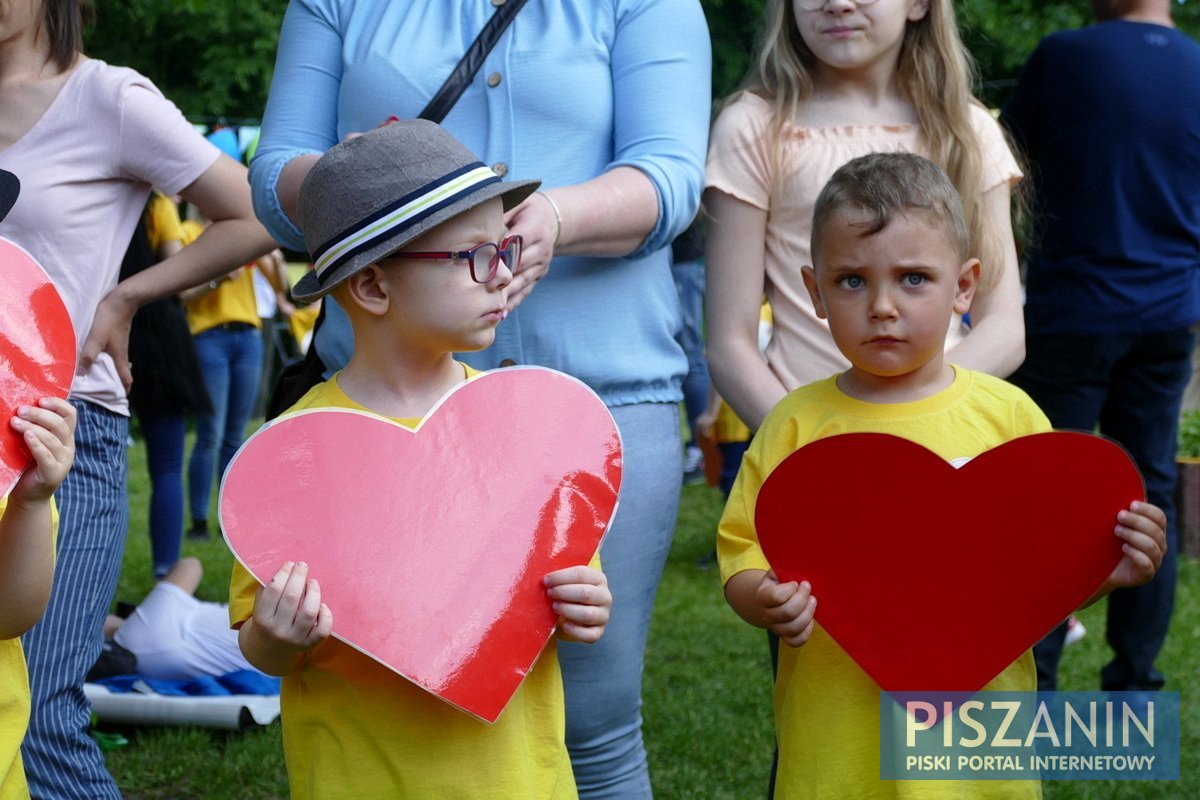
top-left (87, 639), bottom-right (137, 682)
top-left (187, 519), bottom-right (210, 540)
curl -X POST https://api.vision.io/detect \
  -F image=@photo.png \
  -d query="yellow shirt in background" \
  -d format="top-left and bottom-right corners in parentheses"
top-left (182, 219), bottom-right (260, 335)
top-left (145, 192), bottom-right (184, 253)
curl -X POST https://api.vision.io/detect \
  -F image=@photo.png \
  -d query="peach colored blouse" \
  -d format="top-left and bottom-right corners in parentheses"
top-left (706, 92), bottom-right (1021, 389)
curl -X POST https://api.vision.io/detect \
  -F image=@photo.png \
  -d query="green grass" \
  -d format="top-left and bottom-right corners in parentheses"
top-left (101, 441), bottom-right (1196, 798)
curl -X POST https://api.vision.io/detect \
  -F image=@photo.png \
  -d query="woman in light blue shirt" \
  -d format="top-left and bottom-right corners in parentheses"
top-left (250, 2), bottom-right (711, 796)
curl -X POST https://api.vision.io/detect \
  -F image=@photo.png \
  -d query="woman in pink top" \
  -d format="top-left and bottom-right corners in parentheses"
top-left (705, 0), bottom-right (1025, 431)
top-left (0, 2), bottom-right (275, 796)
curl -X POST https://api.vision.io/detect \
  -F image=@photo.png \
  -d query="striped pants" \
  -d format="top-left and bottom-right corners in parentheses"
top-left (21, 400), bottom-right (127, 799)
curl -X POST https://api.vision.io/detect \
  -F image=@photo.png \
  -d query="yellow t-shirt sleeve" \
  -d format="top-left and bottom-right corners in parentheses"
top-left (229, 560), bottom-right (258, 629)
top-left (716, 403), bottom-right (801, 584)
top-left (146, 193), bottom-right (184, 252)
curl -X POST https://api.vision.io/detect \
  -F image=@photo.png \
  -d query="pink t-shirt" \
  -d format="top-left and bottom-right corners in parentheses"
top-left (0, 58), bottom-right (218, 414)
top-left (706, 92), bottom-right (1021, 390)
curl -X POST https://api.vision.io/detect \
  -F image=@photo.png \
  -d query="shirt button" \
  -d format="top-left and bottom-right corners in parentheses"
top-left (491, 0), bottom-right (507, 6)
top-left (486, 72), bottom-right (502, 88)
top-left (492, 162), bottom-right (509, 177)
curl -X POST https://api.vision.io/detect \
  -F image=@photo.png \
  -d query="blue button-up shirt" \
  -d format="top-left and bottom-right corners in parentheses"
top-left (250, 0), bottom-right (712, 405)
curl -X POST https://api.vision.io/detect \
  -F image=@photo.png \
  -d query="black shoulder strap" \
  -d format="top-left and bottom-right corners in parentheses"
top-left (418, 0), bottom-right (531, 124)
top-left (270, 2), bottom-right (530, 420)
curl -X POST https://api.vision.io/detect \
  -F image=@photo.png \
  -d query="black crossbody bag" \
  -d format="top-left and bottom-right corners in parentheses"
top-left (266, 0), bottom-right (530, 420)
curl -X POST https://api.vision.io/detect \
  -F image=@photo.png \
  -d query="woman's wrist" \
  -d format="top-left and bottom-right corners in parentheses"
top-left (535, 191), bottom-right (563, 248)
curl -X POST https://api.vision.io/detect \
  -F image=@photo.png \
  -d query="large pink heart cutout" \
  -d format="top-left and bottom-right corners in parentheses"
top-left (755, 432), bottom-right (1143, 694)
top-left (220, 367), bottom-right (621, 722)
top-left (0, 237), bottom-right (76, 497)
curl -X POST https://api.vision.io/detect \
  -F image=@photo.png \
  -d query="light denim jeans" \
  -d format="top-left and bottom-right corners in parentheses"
top-left (559, 402), bottom-right (682, 798)
top-left (188, 324), bottom-right (262, 525)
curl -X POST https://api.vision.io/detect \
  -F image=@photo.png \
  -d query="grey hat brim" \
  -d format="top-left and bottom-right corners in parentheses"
top-left (292, 177), bottom-right (540, 303)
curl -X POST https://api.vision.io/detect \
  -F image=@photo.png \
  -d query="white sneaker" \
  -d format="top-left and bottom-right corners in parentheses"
top-left (1064, 616), bottom-right (1087, 646)
top-left (683, 445), bottom-right (704, 484)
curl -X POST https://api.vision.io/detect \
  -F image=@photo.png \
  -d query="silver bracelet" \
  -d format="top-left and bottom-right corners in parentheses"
top-left (536, 191), bottom-right (563, 248)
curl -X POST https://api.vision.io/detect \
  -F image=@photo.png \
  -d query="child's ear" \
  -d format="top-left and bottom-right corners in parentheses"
top-left (801, 265), bottom-right (828, 320)
top-left (343, 265), bottom-right (391, 317)
top-left (907, 0), bottom-right (931, 23)
top-left (953, 258), bottom-right (981, 316)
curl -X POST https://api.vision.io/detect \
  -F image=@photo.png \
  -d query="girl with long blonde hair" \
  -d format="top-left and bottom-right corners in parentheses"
top-left (706, 0), bottom-right (1025, 430)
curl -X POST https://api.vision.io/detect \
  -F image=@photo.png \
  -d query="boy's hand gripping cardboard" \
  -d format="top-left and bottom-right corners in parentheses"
top-left (0, 237), bottom-right (77, 497)
top-left (219, 366), bottom-right (621, 722)
top-left (755, 432), bottom-right (1143, 694)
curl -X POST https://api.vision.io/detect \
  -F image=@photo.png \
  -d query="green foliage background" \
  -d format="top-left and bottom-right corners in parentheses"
top-left (85, 0), bottom-right (284, 120)
top-left (83, 1), bottom-right (1200, 120)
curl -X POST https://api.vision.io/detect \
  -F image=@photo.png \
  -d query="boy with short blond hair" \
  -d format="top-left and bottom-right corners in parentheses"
top-left (717, 152), bottom-right (1168, 799)
top-left (230, 120), bottom-right (612, 798)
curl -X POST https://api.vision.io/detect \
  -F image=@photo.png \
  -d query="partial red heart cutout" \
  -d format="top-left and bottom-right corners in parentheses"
top-left (220, 367), bottom-right (621, 722)
top-left (756, 431), bottom-right (1143, 694)
top-left (0, 237), bottom-right (76, 496)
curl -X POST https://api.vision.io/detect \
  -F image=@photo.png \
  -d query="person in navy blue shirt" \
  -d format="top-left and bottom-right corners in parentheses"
top-left (1001, 0), bottom-right (1200, 692)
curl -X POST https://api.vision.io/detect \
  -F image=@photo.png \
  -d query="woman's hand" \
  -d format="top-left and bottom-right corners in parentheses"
top-left (503, 191), bottom-right (560, 313)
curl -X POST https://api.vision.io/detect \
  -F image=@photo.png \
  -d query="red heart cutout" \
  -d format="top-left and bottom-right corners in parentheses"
top-left (0, 237), bottom-right (76, 496)
top-left (756, 431), bottom-right (1143, 694)
top-left (220, 367), bottom-right (621, 722)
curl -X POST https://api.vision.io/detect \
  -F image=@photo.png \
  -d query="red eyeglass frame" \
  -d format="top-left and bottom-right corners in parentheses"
top-left (386, 235), bottom-right (522, 284)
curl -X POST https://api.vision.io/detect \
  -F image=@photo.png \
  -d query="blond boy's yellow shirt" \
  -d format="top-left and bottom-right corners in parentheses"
top-left (718, 367), bottom-right (1049, 800)
top-left (0, 496), bottom-right (56, 799)
top-left (230, 368), bottom-right (579, 799)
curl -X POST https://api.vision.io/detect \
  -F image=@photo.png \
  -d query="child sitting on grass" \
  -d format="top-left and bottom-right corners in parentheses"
top-left (1, 397), bottom-right (76, 794)
top-left (716, 152), bottom-right (1167, 799)
top-left (230, 120), bottom-right (612, 798)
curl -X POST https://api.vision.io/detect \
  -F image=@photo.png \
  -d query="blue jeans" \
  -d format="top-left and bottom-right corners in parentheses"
top-left (718, 440), bottom-right (749, 498)
top-left (188, 324), bottom-right (262, 524)
top-left (22, 400), bottom-right (128, 798)
top-left (1011, 328), bottom-right (1194, 690)
top-left (671, 259), bottom-right (709, 442)
top-left (139, 412), bottom-right (186, 577)
top-left (559, 402), bottom-right (681, 798)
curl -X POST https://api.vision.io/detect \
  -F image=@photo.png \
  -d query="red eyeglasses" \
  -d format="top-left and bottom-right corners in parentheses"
top-left (387, 235), bottom-right (522, 283)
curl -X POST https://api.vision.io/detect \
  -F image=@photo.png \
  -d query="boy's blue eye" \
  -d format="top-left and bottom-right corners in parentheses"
top-left (902, 273), bottom-right (926, 287)
top-left (838, 275), bottom-right (865, 289)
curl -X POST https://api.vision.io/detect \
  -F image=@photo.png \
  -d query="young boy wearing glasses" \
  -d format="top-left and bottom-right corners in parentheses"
top-left (230, 120), bottom-right (611, 798)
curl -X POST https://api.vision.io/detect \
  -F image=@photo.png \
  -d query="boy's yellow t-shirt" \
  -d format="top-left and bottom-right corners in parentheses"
top-left (229, 368), bottom-right (578, 799)
top-left (0, 497), bottom-right (56, 799)
top-left (718, 367), bottom-right (1049, 800)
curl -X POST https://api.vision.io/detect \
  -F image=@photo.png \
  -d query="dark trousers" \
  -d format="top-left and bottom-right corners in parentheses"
top-left (1010, 328), bottom-right (1194, 690)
